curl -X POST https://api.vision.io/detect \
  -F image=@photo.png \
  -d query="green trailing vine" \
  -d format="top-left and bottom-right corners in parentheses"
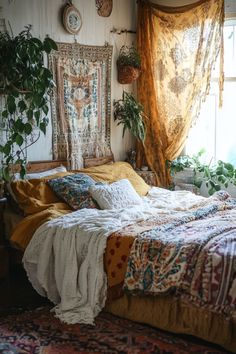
top-left (167, 150), bottom-right (236, 195)
top-left (0, 25), bottom-right (57, 180)
top-left (113, 91), bottom-right (147, 142)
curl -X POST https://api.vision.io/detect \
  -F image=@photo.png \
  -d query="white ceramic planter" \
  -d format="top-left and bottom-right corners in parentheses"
top-left (172, 168), bottom-right (195, 185)
top-left (200, 181), bottom-right (236, 197)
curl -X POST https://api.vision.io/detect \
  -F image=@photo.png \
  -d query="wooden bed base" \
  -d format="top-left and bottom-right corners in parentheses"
top-left (10, 159), bottom-right (68, 173)
top-left (9, 155), bottom-right (114, 173)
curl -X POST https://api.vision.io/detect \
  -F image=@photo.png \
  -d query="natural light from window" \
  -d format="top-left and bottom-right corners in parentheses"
top-left (185, 19), bottom-right (236, 166)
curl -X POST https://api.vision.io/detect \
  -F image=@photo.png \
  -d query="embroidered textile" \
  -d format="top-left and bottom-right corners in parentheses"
top-left (47, 173), bottom-right (98, 210)
top-left (136, 0), bottom-right (224, 186)
top-left (124, 191), bottom-right (236, 316)
top-left (49, 43), bottom-right (112, 169)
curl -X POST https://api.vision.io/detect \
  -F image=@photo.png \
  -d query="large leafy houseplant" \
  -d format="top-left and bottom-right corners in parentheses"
top-left (113, 91), bottom-right (146, 142)
top-left (0, 25), bottom-right (57, 180)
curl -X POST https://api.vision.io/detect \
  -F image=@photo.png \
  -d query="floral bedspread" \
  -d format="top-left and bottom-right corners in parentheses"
top-left (124, 191), bottom-right (236, 316)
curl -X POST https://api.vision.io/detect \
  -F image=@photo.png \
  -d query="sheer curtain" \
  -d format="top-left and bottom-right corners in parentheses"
top-left (136, 0), bottom-right (224, 186)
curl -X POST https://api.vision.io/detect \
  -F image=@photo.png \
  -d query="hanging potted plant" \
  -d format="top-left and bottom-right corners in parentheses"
top-left (116, 45), bottom-right (141, 84)
top-left (113, 91), bottom-right (146, 142)
top-left (0, 25), bottom-right (57, 180)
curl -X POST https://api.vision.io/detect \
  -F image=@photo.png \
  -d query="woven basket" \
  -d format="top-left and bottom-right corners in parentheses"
top-left (117, 65), bottom-right (141, 84)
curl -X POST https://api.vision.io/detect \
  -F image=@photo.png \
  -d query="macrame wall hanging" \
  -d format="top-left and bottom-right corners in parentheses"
top-left (49, 42), bottom-right (113, 169)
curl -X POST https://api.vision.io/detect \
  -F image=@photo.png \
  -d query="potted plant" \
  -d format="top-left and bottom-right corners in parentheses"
top-left (117, 45), bottom-right (141, 84)
top-left (113, 91), bottom-right (146, 142)
top-left (0, 25), bottom-right (57, 180)
top-left (168, 150), bottom-right (236, 196)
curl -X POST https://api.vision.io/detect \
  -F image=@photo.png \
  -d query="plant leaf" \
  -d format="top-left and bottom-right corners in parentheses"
top-left (15, 134), bottom-right (24, 146)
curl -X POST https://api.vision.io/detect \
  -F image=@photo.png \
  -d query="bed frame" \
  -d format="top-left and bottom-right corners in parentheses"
top-left (9, 155), bottom-right (114, 173)
top-left (10, 159), bottom-right (68, 173)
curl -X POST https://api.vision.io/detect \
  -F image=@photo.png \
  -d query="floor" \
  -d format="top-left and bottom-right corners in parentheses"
top-left (0, 262), bottom-right (49, 312)
top-left (0, 258), bottom-right (231, 353)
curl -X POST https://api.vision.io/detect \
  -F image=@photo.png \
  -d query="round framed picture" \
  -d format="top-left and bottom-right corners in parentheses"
top-left (63, 4), bottom-right (82, 35)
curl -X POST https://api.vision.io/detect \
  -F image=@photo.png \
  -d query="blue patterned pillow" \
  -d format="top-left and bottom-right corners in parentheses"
top-left (48, 173), bottom-right (99, 210)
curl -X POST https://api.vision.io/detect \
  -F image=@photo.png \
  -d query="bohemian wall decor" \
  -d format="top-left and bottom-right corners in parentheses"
top-left (62, 1), bottom-right (82, 35)
top-left (95, 0), bottom-right (113, 17)
top-left (49, 42), bottom-right (113, 169)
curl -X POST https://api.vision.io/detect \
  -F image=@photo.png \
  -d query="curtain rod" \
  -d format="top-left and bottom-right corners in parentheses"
top-left (110, 27), bottom-right (136, 35)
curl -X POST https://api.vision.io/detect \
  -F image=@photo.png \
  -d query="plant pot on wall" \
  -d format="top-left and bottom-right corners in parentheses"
top-left (117, 65), bottom-right (141, 84)
top-left (117, 45), bottom-right (141, 84)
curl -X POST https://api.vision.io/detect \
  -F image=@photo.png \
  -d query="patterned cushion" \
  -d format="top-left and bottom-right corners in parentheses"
top-left (48, 173), bottom-right (98, 210)
top-left (89, 179), bottom-right (143, 210)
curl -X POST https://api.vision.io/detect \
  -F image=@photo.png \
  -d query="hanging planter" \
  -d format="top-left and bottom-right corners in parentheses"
top-left (95, 0), bottom-right (113, 17)
top-left (117, 45), bottom-right (141, 84)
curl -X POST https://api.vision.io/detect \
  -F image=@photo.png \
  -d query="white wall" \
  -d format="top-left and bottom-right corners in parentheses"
top-left (1, 0), bottom-right (136, 162)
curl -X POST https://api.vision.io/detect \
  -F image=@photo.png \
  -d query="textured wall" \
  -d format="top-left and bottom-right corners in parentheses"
top-left (1, 0), bottom-right (136, 162)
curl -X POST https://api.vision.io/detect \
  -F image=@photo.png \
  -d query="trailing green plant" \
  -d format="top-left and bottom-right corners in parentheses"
top-left (167, 149), bottom-right (205, 175)
top-left (113, 91), bottom-right (146, 142)
top-left (0, 25), bottom-right (57, 180)
top-left (117, 45), bottom-right (141, 69)
top-left (195, 160), bottom-right (236, 195)
top-left (167, 150), bottom-right (236, 195)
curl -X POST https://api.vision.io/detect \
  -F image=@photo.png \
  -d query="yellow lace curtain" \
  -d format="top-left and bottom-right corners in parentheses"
top-left (136, 0), bottom-right (224, 187)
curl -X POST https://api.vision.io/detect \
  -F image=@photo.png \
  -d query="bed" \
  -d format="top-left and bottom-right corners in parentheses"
top-left (4, 159), bottom-right (236, 353)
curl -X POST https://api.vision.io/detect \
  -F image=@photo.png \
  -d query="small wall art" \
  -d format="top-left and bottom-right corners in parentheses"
top-left (63, 1), bottom-right (82, 35)
top-left (95, 0), bottom-right (113, 17)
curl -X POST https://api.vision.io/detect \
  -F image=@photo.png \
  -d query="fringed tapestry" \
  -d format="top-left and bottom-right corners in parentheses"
top-left (49, 43), bottom-right (113, 169)
top-left (136, 0), bottom-right (224, 187)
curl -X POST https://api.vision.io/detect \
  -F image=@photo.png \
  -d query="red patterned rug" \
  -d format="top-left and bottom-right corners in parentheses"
top-left (0, 306), bottom-right (229, 354)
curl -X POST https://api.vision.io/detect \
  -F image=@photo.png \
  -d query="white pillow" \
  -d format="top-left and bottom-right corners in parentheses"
top-left (89, 179), bottom-right (142, 210)
top-left (14, 165), bottom-right (67, 180)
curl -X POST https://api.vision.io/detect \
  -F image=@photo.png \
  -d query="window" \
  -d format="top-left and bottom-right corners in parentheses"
top-left (185, 19), bottom-right (236, 166)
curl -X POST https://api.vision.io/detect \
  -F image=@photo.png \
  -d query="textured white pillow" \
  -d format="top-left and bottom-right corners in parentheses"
top-left (14, 165), bottom-right (67, 180)
top-left (89, 179), bottom-right (142, 210)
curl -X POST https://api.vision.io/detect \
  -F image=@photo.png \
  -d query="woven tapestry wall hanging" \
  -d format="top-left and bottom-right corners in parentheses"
top-left (49, 42), bottom-right (113, 169)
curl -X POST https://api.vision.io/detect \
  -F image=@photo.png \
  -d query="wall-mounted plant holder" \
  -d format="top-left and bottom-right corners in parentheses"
top-left (116, 46), bottom-right (141, 84)
top-left (95, 0), bottom-right (113, 17)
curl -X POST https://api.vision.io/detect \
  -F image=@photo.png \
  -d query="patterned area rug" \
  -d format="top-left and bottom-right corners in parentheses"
top-left (0, 306), bottom-right (229, 354)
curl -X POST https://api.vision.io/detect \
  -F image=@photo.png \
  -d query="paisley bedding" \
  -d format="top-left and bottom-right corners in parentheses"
top-left (105, 191), bottom-right (236, 319)
top-left (124, 193), bottom-right (236, 317)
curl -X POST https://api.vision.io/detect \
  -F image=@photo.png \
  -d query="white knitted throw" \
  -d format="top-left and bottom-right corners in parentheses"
top-left (23, 205), bottom-right (156, 324)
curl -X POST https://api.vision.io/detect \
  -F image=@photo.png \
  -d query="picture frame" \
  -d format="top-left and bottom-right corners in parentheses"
top-left (63, 3), bottom-right (82, 35)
